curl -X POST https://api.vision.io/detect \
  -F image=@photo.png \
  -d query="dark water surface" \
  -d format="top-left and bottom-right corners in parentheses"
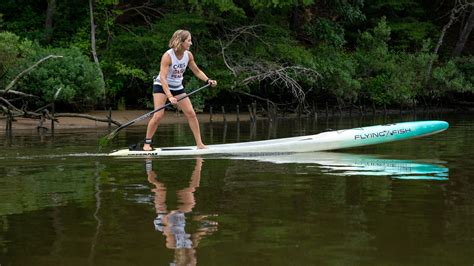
top-left (1, 113), bottom-right (473, 265)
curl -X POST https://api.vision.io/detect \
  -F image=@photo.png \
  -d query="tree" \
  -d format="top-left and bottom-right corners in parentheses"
top-left (89, 0), bottom-right (106, 103)
top-left (44, 0), bottom-right (56, 44)
top-left (426, 0), bottom-right (474, 84)
top-left (452, 6), bottom-right (474, 57)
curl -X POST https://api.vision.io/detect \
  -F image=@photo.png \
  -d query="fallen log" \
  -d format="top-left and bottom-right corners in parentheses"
top-left (54, 113), bottom-right (122, 126)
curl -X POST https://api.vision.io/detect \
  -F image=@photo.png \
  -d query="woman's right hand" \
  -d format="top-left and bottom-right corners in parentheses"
top-left (168, 96), bottom-right (178, 105)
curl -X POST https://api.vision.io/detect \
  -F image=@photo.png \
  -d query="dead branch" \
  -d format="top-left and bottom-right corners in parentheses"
top-left (0, 97), bottom-right (22, 113)
top-left (0, 109), bottom-right (122, 127)
top-left (242, 64), bottom-right (321, 103)
top-left (219, 39), bottom-right (237, 77)
top-left (222, 25), bottom-right (269, 50)
top-left (4, 54), bottom-right (63, 93)
top-left (0, 104), bottom-right (50, 119)
top-left (54, 113), bottom-right (122, 126)
top-left (115, 1), bottom-right (164, 28)
top-left (236, 90), bottom-right (279, 107)
top-left (0, 89), bottom-right (38, 98)
top-left (219, 25), bottom-right (269, 75)
top-left (218, 25), bottom-right (321, 105)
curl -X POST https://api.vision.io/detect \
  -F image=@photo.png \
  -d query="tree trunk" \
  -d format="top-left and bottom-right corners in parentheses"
top-left (44, 0), bottom-right (56, 44)
top-left (89, 0), bottom-right (106, 104)
top-left (452, 7), bottom-right (474, 57)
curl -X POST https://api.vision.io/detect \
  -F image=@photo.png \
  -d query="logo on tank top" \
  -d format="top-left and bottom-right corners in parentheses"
top-left (171, 64), bottom-right (186, 79)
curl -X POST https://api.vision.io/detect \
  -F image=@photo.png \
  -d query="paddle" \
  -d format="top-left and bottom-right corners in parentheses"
top-left (99, 83), bottom-right (211, 147)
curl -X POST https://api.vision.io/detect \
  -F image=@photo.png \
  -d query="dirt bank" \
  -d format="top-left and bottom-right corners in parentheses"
top-left (0, 110), bottom-right (252, 131)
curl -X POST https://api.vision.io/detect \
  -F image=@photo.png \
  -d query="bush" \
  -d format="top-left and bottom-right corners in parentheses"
top-left (0, 31), bottom-right (35, 88)
top-left (431, 60), bottom-right (473, 96)
top-left (15, 47), bottom-right (104, 111)
top-left (312, 45), bottom-right (360, 105)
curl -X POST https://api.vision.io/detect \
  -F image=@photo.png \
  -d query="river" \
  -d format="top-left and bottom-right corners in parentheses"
top-left (0, 112), bottom-right (473, 265)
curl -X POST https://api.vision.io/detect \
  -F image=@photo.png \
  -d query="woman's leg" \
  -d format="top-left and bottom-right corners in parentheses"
top-left (177, 94), bottom-right (206, 149)
top-left (143, 93), bottom-right (168, 151)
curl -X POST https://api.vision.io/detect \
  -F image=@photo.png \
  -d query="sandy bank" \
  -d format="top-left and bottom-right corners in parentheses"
top-left (0, 110), bottom-right (253, 131)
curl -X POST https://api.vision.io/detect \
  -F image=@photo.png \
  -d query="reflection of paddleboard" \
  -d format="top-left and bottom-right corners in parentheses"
top-left (232, 152), bottom-right (449, 180)
top-left (109, 120), bottom-right (449, 157)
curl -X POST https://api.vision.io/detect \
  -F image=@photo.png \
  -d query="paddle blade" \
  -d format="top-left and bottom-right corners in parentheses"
top-left (98, 129), bottom-right (119, 147)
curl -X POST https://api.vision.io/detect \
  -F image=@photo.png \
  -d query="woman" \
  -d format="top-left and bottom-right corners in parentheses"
top-left (143, 29), bottom-right (217, 151)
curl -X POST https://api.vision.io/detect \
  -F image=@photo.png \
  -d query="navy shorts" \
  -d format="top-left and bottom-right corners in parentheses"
top-left (153, 84), bottom-right (185, 96)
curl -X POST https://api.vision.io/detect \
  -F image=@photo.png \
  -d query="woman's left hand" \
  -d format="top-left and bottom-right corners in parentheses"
top-left (207, 79), bottom-right (217, 87)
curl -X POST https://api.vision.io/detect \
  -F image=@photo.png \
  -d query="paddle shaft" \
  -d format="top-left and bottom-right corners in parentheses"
top-left (112, 83), bottom-right (210, 134)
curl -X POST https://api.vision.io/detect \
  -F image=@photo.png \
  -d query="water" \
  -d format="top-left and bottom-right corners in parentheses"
top-left (0, 113), bottom-right (473, 265)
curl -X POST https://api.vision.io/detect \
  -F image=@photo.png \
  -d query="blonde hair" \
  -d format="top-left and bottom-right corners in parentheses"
top-left (168, 30), bottom-right (191, 50)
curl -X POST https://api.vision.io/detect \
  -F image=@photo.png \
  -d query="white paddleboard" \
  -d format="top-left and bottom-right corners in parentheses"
top-left (108, 120), bottom-right (449, 156)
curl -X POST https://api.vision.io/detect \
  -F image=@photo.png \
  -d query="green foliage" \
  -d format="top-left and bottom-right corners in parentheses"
top-left (274, 42), bottom-right (314, 66)
top-left (363, 0), bottom-right (436, 51)
top-left (15, 47), bottom-right (104, 110)
top-left (186, 0), bottom-right (245, 16)
top-left (98, 0), bottom-right (119, 5)
top-left (313, 45), bottom-right (360, 104)
top-left (454, 56), bottom-right (474, 86)
top-left (185, 77), bottom-right (206, 112)
top-left (388, 20), bottom-right (436, 50)
top-left (355, 17), bottom-right (391, 78)
top-left (0, 31), bottom-right (35, 87)
top-left (365, 0), bottom-right (420, 12)
top-left (250, 0), bottom-right (314, 8)
top-left (100, 12), bottom-right (211, 102)
top-left (1, 0), bottom-right (472, 111)
top-left (302, 18), bottom-right (346, 47)
top-left (185, 0), bottom-right (315, 12)
top-left (115, 62), bottom-right (147, 81)
top-left (63, 24), bottom-right (92, 55)
top-left (365, 74), bottom-right (391, 105)
top-left (388, 51), bottom-right (432, 105)
top-left (431, 60), bottom-right (473, 96)
top-left (0, 0), bottom-right (90, 46)
top-left (355, 18), bottom-right (428, 106)
top-left (334, 0), bottom-right (366, 24)
top-left (1, 5), bottom-right (44, 41)
top-left (48, 0), bottom-right (90, 45)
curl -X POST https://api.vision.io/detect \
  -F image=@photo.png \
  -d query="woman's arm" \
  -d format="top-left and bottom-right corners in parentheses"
top-left (188, 52), bottom-right (217, 86)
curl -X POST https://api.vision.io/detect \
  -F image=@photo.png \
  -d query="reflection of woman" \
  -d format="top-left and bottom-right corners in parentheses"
top-left (146, 158), bottom-right (217, 264)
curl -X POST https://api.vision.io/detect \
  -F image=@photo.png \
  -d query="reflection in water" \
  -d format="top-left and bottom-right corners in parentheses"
top-left (233, 152), bottom-right (449, 180)
top-left (146, 158), bottom-right (217, 265)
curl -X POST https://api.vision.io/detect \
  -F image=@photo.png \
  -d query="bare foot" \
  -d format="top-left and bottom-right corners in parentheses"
top-left (143, 144), bottom-right (153, 151)
top-left (197, 144), bottom-right (207, 149)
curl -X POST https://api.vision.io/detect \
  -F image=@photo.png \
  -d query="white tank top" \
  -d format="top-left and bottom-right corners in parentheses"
top-left (154, 49), bottom-right (189, 90)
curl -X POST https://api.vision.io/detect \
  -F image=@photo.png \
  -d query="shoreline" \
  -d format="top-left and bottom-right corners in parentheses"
top-left (0, 107), bottom-right (469, 131)
top-left (0, 110), bottom-right (252, 131)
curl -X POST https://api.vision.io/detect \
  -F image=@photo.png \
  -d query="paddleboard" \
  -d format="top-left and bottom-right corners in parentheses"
top-left (108, 120), bottom-right (449, 156)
